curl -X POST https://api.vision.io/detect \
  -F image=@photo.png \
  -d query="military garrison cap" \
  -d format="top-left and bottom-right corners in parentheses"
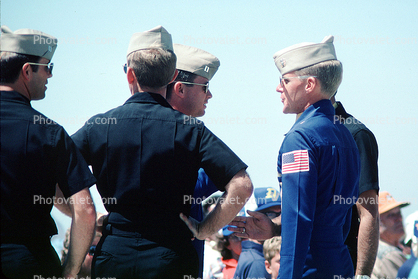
top-left (127, 25), bottom-right (173, 56)
top-left (273, 35), bottom-right (337, 75)
top-left (174, 44), bottom-right (220, 81)
top-left (0, 25), bottom-right (57, 60)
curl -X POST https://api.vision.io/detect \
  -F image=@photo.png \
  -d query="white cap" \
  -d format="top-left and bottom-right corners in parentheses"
top-left (174, 44), bottom-right (220, 81)
top-left (1, 25), bottom-right (57, 60)
top-left (273, 35), bottom-right (337, 75)
top-left (127, 25), bottom-right (173, 56)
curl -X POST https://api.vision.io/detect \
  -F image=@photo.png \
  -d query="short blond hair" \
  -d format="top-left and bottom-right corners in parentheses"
top-left (294, 60), bottom-right (343, 97)
top-left (263, 236), bottom-right (282, 263)
top-left (127, 48), bottom-right (176, 89)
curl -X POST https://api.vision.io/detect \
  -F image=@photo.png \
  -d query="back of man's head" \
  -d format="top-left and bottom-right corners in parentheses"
top-left (127, 49), bottom-right (176, 89)
top-left (126, 26), bottom-right (176, 89)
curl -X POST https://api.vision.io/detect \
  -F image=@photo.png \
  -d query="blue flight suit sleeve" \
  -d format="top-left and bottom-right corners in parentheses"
top-left (191, 169), bottom-right (218, 221)
top-left (278, 131), bottom-right (317, 279)
top-left (196, 168), bottom-right (219, 202)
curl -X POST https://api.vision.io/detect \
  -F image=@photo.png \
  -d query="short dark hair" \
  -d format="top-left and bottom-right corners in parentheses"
top-left (0, 52), bottom-right (41, 84)
top-left (215, 234), bottom-right (234, 260)
top-left (166, 70), bottom-right (199, 100)
top-left (127, 48), bottom-right (176, 89)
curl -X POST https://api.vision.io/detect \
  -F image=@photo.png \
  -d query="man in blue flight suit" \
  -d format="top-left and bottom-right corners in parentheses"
top-left (0, 26), bottom-right (96, 278)
top-left (71, 26), bottom-right (253, 278)
top-left (273, 35), bottom-right (360, 278)
top-left (228, 36), bottom-right (360, 279)
top-left (166, 43), bottom-right (220, 277)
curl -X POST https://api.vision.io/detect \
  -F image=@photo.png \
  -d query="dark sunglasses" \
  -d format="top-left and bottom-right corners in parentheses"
top-left (26, 62), bottom-right (54, 74)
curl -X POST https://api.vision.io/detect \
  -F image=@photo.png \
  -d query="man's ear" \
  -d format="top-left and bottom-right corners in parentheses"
top-left (126, 67), bottom-right (136, 84)
top-left (21, 63), bottom-right (33, 81)
top-left (173, 81), bottom-right (185, 98)
top-left (265, 260), bottom-right (272, 274)
top-left (305, 76), bottom-right (318, 94)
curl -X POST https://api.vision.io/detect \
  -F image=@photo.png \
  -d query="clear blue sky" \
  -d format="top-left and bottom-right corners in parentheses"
top-left (3, 0), bottom-right (417, 253)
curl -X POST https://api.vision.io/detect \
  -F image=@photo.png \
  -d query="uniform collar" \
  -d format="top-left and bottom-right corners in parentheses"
top-left (295, 99), bottom-right (334, 125)
top-left (285, 99), bottom-right (334, 136)
top-left (1, 90), bottom-right (31, 106)
top-left (124, 92), bottom-right (173, 109)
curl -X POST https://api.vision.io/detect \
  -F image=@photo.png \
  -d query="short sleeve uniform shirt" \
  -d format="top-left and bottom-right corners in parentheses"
top-left (1, 91), bottom-right (96, 239)
top-left (72, 92), bottom-right (247, 243)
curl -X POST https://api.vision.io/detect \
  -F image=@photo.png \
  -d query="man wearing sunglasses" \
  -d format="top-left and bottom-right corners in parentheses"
top-left (71, 26), bottom-right (253, 278)
top-left (166, 44), bottom-right (217, 118)
top-left (0, 26), bottom-right (96, 278)
top-left (234, 187), bottom-right (281, 279)
top-left (273, 35), bottom-right (360, 279)
top-left (230, 36), bottom-right (360, 279)
top-left (166, 43), bottom-right (220, 278)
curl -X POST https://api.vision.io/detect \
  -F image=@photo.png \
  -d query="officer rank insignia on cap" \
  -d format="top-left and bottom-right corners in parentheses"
top-left (173, 44), bottom-right (220, 81)
top-left (1, 25), bottom-right (57, 60)
top-left (273, 35), bottom-right (337, 75)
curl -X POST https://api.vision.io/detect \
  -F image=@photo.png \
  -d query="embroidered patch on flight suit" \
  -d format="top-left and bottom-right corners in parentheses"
top-left (282, 150), bottom-right (309, 174)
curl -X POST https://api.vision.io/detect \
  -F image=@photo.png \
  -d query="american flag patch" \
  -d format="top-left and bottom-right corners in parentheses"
top-left (282, 150), bottom-right (310, 174)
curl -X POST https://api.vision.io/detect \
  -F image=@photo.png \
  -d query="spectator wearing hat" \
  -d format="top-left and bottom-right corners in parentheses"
top-left (0, 26), bottom-right (96, 278)
top-left (331, 94), bottom-right (380, 277)
top-left (372, 191), bottom-right (410, 279)
top-left (230, 36), bottom-right (360, 278)
top-left (166, 44), bottom-right (221, 277)
top-left (397, 210), bottom-right (418, 278)
top-left (233, 187), bottom-right (281, 279)
top-left (71, 26), bottom-right (253, 278)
